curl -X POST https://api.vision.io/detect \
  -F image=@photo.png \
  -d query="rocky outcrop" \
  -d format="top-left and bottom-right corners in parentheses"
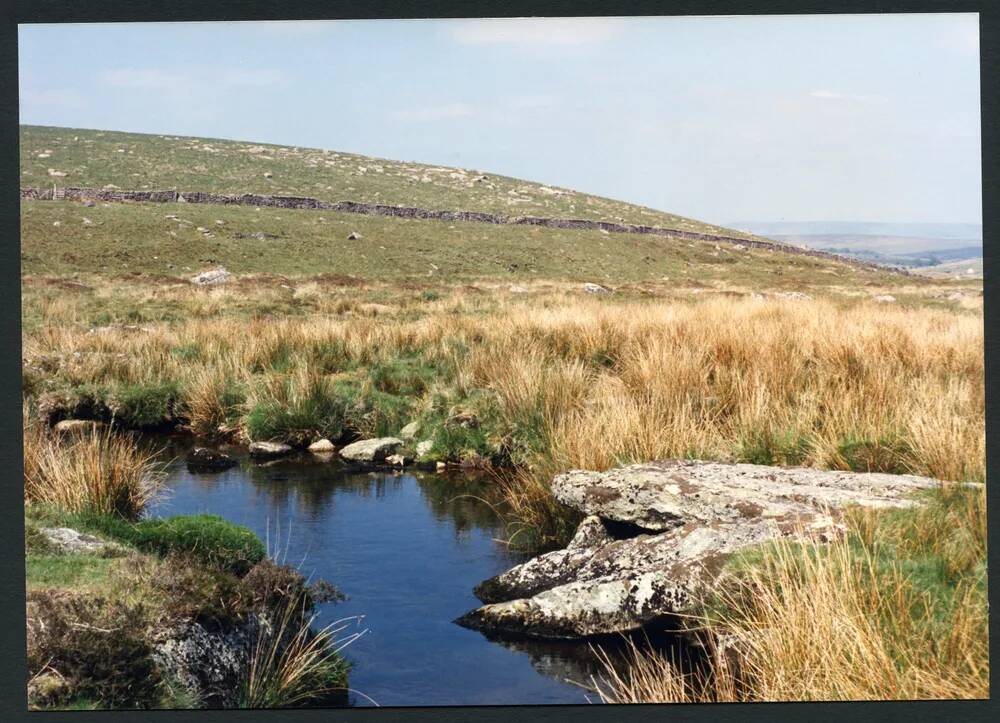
top-left (39, 527), bottom-right (125, 556)
top-left (457, 459), bottom-right (940, 640)
top-left (338, 437), bottom-right (403, 464)
top-left (152, 616), bottom-right (265, 707)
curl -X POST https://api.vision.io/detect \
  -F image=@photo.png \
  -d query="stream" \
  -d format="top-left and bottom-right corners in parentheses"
top-left (145, 437), bottom-right (681, 707)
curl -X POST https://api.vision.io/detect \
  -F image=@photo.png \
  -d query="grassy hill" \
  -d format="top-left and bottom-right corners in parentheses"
top-left (21, 125), bottom-right (749, 236)
top-left (19, 125), bottom-right (925, 289)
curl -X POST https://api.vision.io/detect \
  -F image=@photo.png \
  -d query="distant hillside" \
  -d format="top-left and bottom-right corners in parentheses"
top-left (21, 125), bottom-right (751, 240)
top-left (729, 221), bottom-right (982, 241)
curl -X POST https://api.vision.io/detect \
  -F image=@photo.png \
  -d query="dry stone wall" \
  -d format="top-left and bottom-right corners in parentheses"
top-left (20, 186), bottom-right (906, 275)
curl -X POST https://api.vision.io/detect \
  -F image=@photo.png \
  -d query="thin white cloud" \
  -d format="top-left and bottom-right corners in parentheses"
top-left (449, 17), bottom-right (625, 46)
top-left (392, 102), bottom-right (477, 122)
top-left (19, 87), bottom-right (86, 108)
top-left (808, 89), bottom-right (885, 102)
top-left (101, 67), bottom-right (285, 92)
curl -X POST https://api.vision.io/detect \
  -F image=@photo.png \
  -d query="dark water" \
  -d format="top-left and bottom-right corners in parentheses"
top-left (145, 438), bottom-right (636, 707)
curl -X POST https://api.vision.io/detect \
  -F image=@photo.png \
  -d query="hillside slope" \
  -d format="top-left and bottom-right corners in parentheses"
top-left (22, 125), bottom-right (749, 238)
top-left (19, 125), bottom-right (919, 287)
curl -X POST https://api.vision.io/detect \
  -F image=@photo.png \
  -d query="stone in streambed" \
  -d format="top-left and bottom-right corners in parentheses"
top-left (187, 447), bottom-right (238, 471)
top-left (249, 441), bottom-right (294, 459)
top-left (308, 438), bottom-right (335, 453)
top-left (338, 437), bottom-right (403, 464)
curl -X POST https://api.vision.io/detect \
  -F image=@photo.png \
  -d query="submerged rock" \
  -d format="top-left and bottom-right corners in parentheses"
top-left (458, 459), bottom-right (941, 639)
top-left (339, 437), bottom-right (403, 464)
top-left (248, 441), bottom-right (294, 459)
top-left (186, 447), bottom-right (238, 471)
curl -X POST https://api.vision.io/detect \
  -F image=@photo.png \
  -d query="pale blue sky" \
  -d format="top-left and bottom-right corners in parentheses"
top-left (18, 14), bottom-right (981, 226)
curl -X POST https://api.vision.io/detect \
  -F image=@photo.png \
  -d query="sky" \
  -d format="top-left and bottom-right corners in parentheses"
top-left (18, 14), bottom-right (982, 227)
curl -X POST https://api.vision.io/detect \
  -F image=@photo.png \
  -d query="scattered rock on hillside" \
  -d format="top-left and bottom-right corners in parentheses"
top-left (190, 267), bottom-right (233, 285)
top-left (186, 447), bottom-right (238, 471)
top-left (509, 285), bottom-right (530, 293)
top-left (873, 294), bottom-right (896, 303)
top-left (416, 440), bottom-right (434, 457)
top-left (308, 439), bottom-right (335, 453)
top-left (347, 231), bottom-right (363, 240)
top-left (583, 282), bottom-right (611, 295)
top-left (339, 437), bottom-right (403, 464)
top-left (249, 441), bottom-right (293, 459)
top-left (457, 459), bottom-right (942, 639)
top-left (773, 291), bottom-right (811, 301)
top-left (399, 421), bottom-right (421, 440)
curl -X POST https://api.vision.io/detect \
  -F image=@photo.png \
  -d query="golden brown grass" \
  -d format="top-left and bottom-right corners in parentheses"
top-left (23, 417), bottom-right (165, 520)
top-left (23, 287), bottom-right (984, 541)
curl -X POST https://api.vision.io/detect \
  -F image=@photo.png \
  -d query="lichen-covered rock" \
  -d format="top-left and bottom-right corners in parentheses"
top-left (458, 459), bottom-right (941, 639)
top-left (190, 267), bottom-right (232, 285)
top-left (399, 421), bottom-right (421, 440)
top-left (152, 616), bottom-right (265, 707)
top-left (39, 527), bottom-right (124, 556)
top-left (553, 460), bottom-right (937, 531)
top-left (248, 441), bottom-right (293, 459)
top-left (338, 437), bottom-right (403, 464)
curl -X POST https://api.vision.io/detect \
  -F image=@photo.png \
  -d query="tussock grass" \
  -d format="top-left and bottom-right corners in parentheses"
top-left (599, 484), bottom-right (988, 702)
top-left (239, 601), bottom-right (364, 709)
top-left (23, 418), bottom-right (165, 520)
top-left (24, 293), bottom-right (984, 546)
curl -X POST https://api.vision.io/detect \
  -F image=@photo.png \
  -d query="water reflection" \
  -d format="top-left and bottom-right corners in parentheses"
top-left (142, 435), bottom-right (672, 706)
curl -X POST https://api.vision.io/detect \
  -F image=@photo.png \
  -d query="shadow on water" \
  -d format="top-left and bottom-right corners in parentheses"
top-left (142, 434), bottom-right (695, 707)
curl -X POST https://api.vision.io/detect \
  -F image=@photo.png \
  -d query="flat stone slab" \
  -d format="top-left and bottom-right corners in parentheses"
top-left (339, 437), bottom-right (403, 464)
top-left (457, 459), bottom-right (941, 639)
top-left (248, 441), bottom-right (293, 459)
top-left (40, 527), bottom-right (123, 555)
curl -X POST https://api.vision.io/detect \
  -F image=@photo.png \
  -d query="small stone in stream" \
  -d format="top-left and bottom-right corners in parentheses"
top-left (308, 439), bottom-right (335, 453)
top-left (186, 447), bottom-right (238, 471)
top-left (249, 441), bottom-right (293, 459)
top-left (385, 453), bottom-right (411, 467)
top-left (399, 421), bottom-right (421, 440)
top-left (53, 419), bottom-right (105, 434)
top-left (436, 461), bottom-right (447, 472)
top-left (338, 437), bottom-right (403, 464)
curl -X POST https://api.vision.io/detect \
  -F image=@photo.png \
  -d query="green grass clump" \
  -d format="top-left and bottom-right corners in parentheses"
top-left (109, 381), bottom-right (181, 429)
top-left (27, 508), bottom-right (266, 576)
top-left (836, 433), bottom-right (912, 474)
top-left (737, 428), bottom-right (811, 466)
top-left (245, 377), bottom-right (351, 446)
top-left (125, 515), bottom-right (266, 576)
